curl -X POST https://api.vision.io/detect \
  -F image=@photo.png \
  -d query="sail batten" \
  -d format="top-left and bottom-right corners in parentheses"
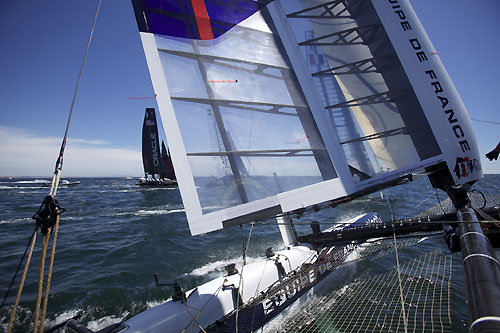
top-left (133, 0), bottom-right (482, 235)
top-left (170, 96), bottom-right (308, 111)
top-left (287, 1), bottom-right (354, 19)
top-left (158, 46), bottom-right (291, 71)
top-left (312, 56), bottom-right (390, 76)
top-left (187, 148), bottom-right (319, 156)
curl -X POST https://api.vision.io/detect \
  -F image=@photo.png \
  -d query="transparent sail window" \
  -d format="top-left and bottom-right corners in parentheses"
top-left (155, 11), bottom-right (337, 213)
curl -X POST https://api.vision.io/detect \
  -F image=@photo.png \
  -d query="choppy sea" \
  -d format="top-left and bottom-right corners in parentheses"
top-left (1, 174), bottom-right (499, 332)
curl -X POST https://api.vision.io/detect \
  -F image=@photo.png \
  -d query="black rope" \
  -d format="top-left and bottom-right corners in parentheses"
top-left (0, 228), bottom-right (37, 309)
top-left (470, 189), bottom-right (487, 209)
top-left (435, 188), bottom-right (447, 215)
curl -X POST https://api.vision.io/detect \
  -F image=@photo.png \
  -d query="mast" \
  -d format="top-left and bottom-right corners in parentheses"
top-left (448, 186), bottom-right (500, 332)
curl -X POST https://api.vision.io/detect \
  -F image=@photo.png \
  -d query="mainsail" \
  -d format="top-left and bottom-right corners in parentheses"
top-left (141, 107), bottom-right (162, 178)
top-left (132, 0), bottom-right (482, 235)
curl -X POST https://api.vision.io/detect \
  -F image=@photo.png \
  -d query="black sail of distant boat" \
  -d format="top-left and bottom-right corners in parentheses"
top-left (138, 108), bottom-right (177, 186)
top-left (141, 108), bottom-right (161, 178)
top-left (160, 141), bottom-right (176, 181)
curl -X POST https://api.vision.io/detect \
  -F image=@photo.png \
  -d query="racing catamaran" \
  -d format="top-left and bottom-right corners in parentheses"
top-left (137, 108), bottom-right (177, 186)
top-left (6, 1), bottom-right (500, 332)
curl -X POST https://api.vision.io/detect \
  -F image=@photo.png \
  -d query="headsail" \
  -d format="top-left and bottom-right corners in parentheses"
top-left (141, 108), bottom-right (162, 178)
top-left (160, 141), bottom-right (176, 180)
top-left (133, 0), bottom-right (482, 235)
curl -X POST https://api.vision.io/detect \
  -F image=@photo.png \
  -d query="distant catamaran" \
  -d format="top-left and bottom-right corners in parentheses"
top-left (136, 108), bottom-right (177, 186)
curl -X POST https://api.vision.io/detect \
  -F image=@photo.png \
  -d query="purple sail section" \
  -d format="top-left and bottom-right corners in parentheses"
top-left (131, 0), bottom-right (273, 40)
top-left (204, 0), bottom-right (273, 38)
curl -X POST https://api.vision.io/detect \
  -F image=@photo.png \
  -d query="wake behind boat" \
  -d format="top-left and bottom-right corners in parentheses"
top-left (4, 1), bottom-right (500, 333)
top-left (40, 179), bottom-right (80, 187)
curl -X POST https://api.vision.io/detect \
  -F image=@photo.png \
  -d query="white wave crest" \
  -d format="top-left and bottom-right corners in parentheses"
top-left (42, 308), bottom-right (82, 329)
top-left (16, 179), bottom-right (50, 184)
top-left (87, 311), bottom-right (130, 331)
top-left (146, 299), bottom-right (168, 309)
top-left (0, 217), bottom-right (32, 225)
top-left (186, 256), bottom-right (261, 279)
top-left (135, 208), bottom-right (185, 216)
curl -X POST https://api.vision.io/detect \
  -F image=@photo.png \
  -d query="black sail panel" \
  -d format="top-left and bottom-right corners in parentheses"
top-left (142, 108), bottom-right (162, 177)
top-left (160, 141), bottom-right (176, 180)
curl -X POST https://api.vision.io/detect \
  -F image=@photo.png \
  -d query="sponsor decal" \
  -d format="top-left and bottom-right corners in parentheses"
top-left (385, 0), bottom-right (471, 154)
top-left (151, 133), bottom-right (160, 167)
top-left (384, 0), bottom-right (477, 180)
top-left (262, 245), bottom-right (355, 315)
top-left (454, 157), bottom-right (477, 179)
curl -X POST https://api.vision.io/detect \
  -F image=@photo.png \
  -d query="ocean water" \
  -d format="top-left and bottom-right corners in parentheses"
top-left (0, 174), bottom-right (499, 332)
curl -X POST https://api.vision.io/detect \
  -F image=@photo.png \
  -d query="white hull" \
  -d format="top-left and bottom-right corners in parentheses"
top-left (121, 245), bottom-right (316, 332)
top-left (118, 239), bottom-right (361, 332)
top-left (111, 214), bottom-right (373, 332)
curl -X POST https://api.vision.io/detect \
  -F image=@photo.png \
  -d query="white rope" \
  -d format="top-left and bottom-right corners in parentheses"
top-left (393, 230), bottom-right (408, 333)
top-left (236, 222), bottom-right (255, 333)
top-left (386, 189), bottom-right (408, 332)
top-left (398, 190), bottom-right (438, 219)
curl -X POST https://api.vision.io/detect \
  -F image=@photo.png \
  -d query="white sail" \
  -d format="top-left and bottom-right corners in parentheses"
top-left (134, 0), bottom-right (482, 235)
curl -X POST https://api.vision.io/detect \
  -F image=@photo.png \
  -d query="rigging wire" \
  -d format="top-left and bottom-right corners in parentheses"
top-left (0, 228), bottom-right (37, 309)
top-left (384, 187), bottom-right (408, 332)
top-left (436, 188), bottom-right (447, 215)
top-left (36, 1), bottom-right (102, 330)
top-left (7, 1), bottom-right (102, 332)
top-left (398, 190), bottom-right (439, 220)
top-left (471, 118), bottom-right (500, 125)
top-left (236, 222), bottom-right (255, 333)
top-left (50, 0), bottom-right (101, 197)
top-left (7, 227), bottom-right (38, 333)
top-left (182, 282), bottom-right (225, 332)
top-left (393, 229), bottom-right (408, 333)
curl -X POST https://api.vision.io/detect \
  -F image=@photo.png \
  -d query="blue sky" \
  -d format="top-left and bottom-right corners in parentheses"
top-left (0, 0), bottom-right (499, 177)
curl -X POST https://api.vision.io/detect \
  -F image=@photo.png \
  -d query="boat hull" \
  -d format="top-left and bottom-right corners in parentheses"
top-left (136, 178), bottom-right (178, 187)
top-left (117, 214), bottom-right (375, 332)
